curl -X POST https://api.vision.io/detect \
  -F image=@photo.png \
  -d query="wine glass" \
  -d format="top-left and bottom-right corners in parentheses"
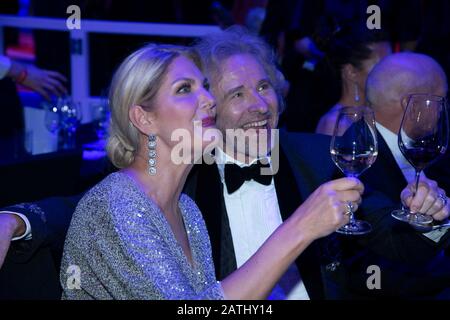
top-left (43, 98), bottom-right (62, 134)
top-left (391, 94), bottom-right (449, 226)
top-left (91, 97), bottom-right (110, 140)
top-left (43, 98), bottom-right (63, 153)
top-left (330, 106), bottom-right (378, 235)
top-left (60, 96), bottom-right (83, 149)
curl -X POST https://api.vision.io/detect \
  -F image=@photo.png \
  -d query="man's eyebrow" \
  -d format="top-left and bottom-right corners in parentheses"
top-left (171, 77), bottom-right (195, 86)
top-left (224, 85), bottom-right (244, 99)
top-left (257, 78), bottom-right (272, 86)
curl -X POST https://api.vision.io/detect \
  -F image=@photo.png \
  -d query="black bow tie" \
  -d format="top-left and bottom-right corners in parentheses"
top-left (224, 161), bottom-right (273, 194)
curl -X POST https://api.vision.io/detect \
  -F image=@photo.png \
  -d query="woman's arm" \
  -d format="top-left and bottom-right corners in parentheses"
top-left (221, 177), bottom-right (363, 299)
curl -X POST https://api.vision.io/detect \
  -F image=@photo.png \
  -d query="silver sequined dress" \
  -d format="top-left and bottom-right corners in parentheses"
top-left (60, 172), bottom-right (224, 300)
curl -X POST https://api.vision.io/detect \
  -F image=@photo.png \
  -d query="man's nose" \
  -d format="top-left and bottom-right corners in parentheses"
top-left (248, 91), bottom-right (269, 113)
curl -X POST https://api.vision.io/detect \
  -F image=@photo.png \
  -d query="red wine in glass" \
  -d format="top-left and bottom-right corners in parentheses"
top-left (401, 146), bottom-right (444, 171)
top-left (391, 94), bottom-right (449, 226)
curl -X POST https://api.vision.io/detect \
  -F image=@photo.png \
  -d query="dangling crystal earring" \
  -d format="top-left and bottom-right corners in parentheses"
top-left (354, 83), bottom-right (360, 103)
top-left (148, 134), bottom-right (157, 175)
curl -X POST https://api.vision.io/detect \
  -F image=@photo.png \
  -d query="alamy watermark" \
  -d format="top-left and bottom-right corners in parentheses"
top-left (367, 5), bottom-right (381, 30)
top-left (66, 5), bottom-right (81, 30)
top-left (366, 264), bottom-right (381, 290)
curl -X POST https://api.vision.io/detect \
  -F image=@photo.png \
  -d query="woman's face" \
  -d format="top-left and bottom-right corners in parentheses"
top-left (151, 55), bottom-right (217, 161)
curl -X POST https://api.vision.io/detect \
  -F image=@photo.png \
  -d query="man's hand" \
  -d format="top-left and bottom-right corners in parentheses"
top-left (7, 60), bottom-right (67, 101)
top-left (22, 65), bottom-right (67, 101)
top-left (401, 178), bottom-right (449, 222)
top-left (0, 214), bottom-right (26, 269)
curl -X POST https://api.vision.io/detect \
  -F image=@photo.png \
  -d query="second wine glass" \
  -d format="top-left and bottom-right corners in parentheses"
top-left (391, 94), bottom-right (449, 226)
top-left (330, 106), bottom-right (378, 235)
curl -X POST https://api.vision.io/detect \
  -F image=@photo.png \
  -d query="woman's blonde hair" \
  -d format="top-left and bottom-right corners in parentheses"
top-left (107, 44), bottom-right (201, 168)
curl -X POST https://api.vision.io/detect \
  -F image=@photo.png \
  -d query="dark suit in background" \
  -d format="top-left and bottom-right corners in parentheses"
top-left (0, 196), bottom-right (80, 299)
top-left (361, 133), bottom-right (450, 202)
top-left (338, 132), bottom-right (450, 299)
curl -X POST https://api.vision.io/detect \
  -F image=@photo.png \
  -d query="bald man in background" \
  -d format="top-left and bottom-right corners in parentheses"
top-left (365, 52), bottom-right (450, 204)
top-left (334, 52), bottom-right (450, 299)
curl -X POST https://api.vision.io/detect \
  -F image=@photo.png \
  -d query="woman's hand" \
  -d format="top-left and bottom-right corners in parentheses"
top-left (291, 177), bottom-right (364, 241)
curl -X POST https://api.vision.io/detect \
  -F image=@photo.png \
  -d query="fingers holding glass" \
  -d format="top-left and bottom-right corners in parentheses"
top-left (391, 94), bottom-right (448, 226)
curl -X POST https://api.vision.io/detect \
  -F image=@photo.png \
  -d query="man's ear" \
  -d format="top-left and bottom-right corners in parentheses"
top-left (400, 95), bottom-right (409, 111)
top-left (129, 105), bottom-right (156, 135)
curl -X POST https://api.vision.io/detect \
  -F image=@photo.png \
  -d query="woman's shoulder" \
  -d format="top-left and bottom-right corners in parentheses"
top-left (316, 104), bottom-right (342, 135)
top-left (321, 104), bottom-right (342, 122)
top-left (92, 171), bottom-right (147, 195)
top-left (74, 171), bottom-right (145, 220)
top-left (78, 172), bottom-right (129, 203)
top-left (72, 172), bottom-right (159, 236)
top-left (65, 174), bottom-right (126, 244)
top-left (97, 171), bottom-right (132, 189)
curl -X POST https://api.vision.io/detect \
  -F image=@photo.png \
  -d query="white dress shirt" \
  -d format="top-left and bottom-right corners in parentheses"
top-left (215, 148), bottom-right (310, 300)
top-left (0, 211), bottom-right (32, 241)
top-left (376, 122), bottom-right (419, 183)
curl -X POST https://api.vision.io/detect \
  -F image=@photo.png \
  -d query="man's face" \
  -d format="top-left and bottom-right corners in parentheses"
top-left (212, 54), bottom-right (279, 160)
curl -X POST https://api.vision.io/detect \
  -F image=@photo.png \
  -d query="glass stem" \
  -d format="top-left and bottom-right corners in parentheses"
top-left (346, 174), bottom-right (358, 224)
top-left (412, 170), bottom-right (421, 213)
top-left (347, 201), bottom-right (355, 224)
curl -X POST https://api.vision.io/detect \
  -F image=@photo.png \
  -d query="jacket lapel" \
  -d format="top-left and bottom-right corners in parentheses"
top-left (279, 130), bottom-right (337, 197)
top-left (276, 132), bottom-right (338, 300)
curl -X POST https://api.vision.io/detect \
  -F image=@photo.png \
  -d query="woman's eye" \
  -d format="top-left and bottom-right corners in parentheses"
top-left (177, 83), bottom-right (191, 94)
top-left (203, 82), bottom-right (210, 91)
